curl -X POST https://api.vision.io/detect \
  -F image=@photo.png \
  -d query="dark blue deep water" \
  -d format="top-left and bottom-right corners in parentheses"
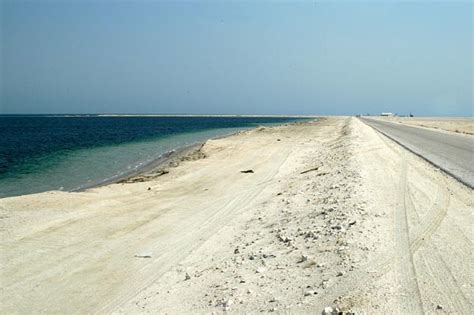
top-left (0, 115), bottom-right (305, 197)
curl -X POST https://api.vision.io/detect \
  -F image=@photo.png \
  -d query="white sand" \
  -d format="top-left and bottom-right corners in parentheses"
top-left (376, 116), bottom-right (474, 135)
top-left (1, 117), bottom-right (472, 314)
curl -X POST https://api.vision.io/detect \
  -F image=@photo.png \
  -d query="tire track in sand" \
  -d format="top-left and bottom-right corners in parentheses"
top-left (315, 119), bottom-right (471, 314)
top-left (378, 125), bottom-right (472, 312)
top-left (406, 181), bottom-right (472, 313)
top-left (98, 139), bottom-right (297, 314)
top-left (393, 152), bottom-right (424, 313)
top-left (361, 119), bottom-right (472, 313)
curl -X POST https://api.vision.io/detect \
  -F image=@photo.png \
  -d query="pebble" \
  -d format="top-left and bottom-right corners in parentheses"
top-left (278, 234), bottom-right (292, 243)
top-left (256, 267), bottom-right (267, 273)
top-left (322, 306), bottom-right (340, 315)
top-left (436, 304), bottom-right (443, 310)
top-left (263, 253), bottom-right (276, 259)
top-left (222, 299), bottom-right (232, 312)
top-left (184, 273), bottom-right (191, 281)
top-left (298, 255), bottom-right (309, 263)
top-left (304, 290), bottom-right (317, 296)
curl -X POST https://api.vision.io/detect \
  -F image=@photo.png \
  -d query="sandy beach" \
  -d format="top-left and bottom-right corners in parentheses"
top-left (1, 117), bottom-right (472, 314)
top-left (376, 116), bottom-right (474, 135)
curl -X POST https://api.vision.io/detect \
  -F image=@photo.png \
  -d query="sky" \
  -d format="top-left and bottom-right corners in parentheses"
top-left (1, 1), bottom-right (472, 116)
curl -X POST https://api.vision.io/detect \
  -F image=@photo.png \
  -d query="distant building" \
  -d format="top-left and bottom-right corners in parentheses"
top-left (381, 112), bottom-right (395, 117)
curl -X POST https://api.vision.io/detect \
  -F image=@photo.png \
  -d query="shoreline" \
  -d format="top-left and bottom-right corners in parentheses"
top-left (75, 121), bottom-right (311, 193)
top-left (2, 119), bottom-right (312, 199)
top-left (72, 142), bottom-right (205, 192)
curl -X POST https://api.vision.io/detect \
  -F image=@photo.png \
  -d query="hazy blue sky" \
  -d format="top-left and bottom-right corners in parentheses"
top-left (1, 1), bottom-right (472, 116)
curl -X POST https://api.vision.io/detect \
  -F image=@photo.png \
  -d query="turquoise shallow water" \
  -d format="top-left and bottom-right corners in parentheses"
top-left (0, 116), bottom-right (306, 197)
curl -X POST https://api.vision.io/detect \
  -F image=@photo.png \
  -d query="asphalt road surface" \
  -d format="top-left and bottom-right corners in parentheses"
top-left (360, 117), bottom-right (474, 188)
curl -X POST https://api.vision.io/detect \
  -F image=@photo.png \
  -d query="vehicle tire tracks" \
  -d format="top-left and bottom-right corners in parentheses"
top-left (393, 152), bottom-right (424, 313)
top-left (406, 183), bottom-right (472, 313)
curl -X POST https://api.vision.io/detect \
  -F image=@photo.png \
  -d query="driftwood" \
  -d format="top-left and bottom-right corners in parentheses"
top-left (300, 166), bottom-right (320, 175)
top-left (134, 253), bottom-right (152, 258)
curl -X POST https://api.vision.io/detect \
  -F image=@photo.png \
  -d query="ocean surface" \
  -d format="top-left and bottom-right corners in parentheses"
top-left (0, 115), bottom-right (306, 198)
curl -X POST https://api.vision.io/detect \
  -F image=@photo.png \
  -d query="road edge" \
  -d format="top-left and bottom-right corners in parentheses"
top-left (358, 118), bottom-right (473, 189)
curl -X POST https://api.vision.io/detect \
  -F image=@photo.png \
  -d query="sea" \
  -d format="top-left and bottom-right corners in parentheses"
top-left (0, 115), bottom-right (307, 198)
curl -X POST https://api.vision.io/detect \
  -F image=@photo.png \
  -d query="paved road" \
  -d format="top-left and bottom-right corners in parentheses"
top-left (360, 117), bottom-right (474, 188)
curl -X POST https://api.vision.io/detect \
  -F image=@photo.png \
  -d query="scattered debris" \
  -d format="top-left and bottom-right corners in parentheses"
top-left (180, 147), bottom-right (206, 161)
top-left (120, 170), bottom-right (169, 184)
top-left (222, 299), bottom-right (232, 311)
top-left (316, 172), bottom-right (329, 176)
top-left (304, 290), bottom-right (317, 296)
top-left (300, 166), bottom-right (320, 174)
top-left (124, 119), bottom-right (375, 313)
top-left (241, 170), bottom-right (254, 174)
top-left (168, 161), bottom-right (179, 168)
top-left (134, 253), bottom-right (152, 258)
top-left (297, 255), bottom-right (309, 263)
